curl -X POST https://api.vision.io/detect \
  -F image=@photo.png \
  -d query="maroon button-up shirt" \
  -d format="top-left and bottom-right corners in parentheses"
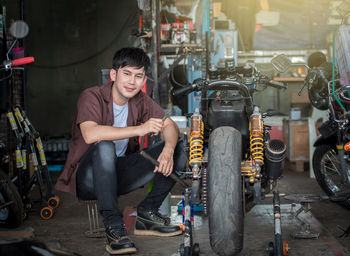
top-left (55, 82), bottom-right (164, 195)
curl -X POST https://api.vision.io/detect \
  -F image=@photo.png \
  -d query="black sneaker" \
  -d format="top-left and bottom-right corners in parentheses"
top-left (134, 208), bottom-right (182, 237)
top-left (105, 225), bottom-right (137, 255)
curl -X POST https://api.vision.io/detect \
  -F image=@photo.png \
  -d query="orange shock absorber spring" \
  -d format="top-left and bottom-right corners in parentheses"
top-left (250, 108), bottom-right (264, 166)
top-left (189, 112), bottom-right (204, 166)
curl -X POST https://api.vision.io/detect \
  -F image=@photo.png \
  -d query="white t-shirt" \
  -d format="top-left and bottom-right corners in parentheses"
top-left (112, 102), bottom-right (129, 156)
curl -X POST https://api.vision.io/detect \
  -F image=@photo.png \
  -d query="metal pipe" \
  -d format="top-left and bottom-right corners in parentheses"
top-left (140, 150), bottom-right (190, 188)
top-left (94, 203), bottom-right (99, 230)
top-left (273, 191), bottom-right (283, 256)
top-left (87, 204), bottom-right (92, 232)
top-left (151, 0), bottom-right (160, 103)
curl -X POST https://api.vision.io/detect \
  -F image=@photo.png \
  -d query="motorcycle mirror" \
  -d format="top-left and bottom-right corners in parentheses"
top-left (336, 0), bottom-right (350, 19)
top-left (271, 54), bottom-right (292, 73)
top-left (9, 20), bottom-right (29, 39)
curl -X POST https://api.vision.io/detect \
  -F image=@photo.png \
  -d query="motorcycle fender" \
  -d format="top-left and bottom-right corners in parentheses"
top-left (313, 135), bottom-right (336, 148)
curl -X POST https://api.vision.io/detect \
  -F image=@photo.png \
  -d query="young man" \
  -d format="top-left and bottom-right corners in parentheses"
top-left (55, 47), bottom-right (185, 255)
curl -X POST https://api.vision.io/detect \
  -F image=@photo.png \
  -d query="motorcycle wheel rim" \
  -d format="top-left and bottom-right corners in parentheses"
top-left (320, 149), bottom-right (348, 196)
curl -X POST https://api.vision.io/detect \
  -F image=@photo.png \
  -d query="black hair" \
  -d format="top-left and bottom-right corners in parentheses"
top-left (112, 47), bottom-right (151, 74)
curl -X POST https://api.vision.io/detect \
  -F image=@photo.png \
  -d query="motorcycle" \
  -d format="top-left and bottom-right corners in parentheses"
top-left (172, 60), bottom-right (287, 255)
top-left (271, 53), bottom-right (350, 209)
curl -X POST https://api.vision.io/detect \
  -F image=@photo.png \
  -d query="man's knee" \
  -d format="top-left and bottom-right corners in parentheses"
top-left (94, 141), bottom-right (115, 155)
top-left (93, 141), bottom-right (116, 162)
top-left (92, 141), bottom-right (117, 175)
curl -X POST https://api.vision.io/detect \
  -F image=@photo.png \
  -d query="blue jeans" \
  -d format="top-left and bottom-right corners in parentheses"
top-left (76, 140), bottom-right (186, 229)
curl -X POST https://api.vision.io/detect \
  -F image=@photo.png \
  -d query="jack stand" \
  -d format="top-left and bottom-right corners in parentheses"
top-left (267, 191), bottom-right (289, 256)
top-left (285, 194), bottom-right (321, 239)
top-left (179, 188), bottom-right (200, 256)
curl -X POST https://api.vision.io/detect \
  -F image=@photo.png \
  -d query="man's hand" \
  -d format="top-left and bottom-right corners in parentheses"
top-left (154, 146), bottom-right (174, 177)
top-left (139, 118), bottom-right (163, 136)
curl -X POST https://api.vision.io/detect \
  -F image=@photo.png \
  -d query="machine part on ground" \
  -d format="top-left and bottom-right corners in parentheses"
top-left (249, 106), bottom-right (264, 168)
top-left (208, 127), bottom-right (243, 255)
top-left (273, 191), bottom-right (283, 256)
top-left (312, 144), bottom-right (350, 209)
top-left (282, 241), bottom-right (289, 256)
top-left (265, 140), bottom-right (286, 179)
top-left (268, 192), bottom-right (289, 256)
top-left (0, 168), bottom-right (23, 228)
top-left (179, 188), bottom-right (200, 256)
top-left (338, 225), bottom-right (350, 238)
top-left (290, 202), bottom-right (320, 239)
top-left (284, 194), bottom-right (321, 239)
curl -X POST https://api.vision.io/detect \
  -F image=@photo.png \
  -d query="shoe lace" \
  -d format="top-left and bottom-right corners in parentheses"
top-left (109, 225), bottom-right (127, 239)
top-left (149, 210), bottom-right (170, 225)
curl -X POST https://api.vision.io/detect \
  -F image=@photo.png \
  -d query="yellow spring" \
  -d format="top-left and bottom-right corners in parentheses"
top-left (250, 134), bottom-right (264, 165)
top-left (189, 122), bottom-right (204, 165)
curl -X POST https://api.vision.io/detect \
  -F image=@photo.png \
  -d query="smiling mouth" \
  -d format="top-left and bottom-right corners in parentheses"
top-left (125, 87), bottom-right (136, 92)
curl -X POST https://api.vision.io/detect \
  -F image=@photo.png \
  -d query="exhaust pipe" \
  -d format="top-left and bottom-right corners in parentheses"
top-left (265, 139), bottom-right (286, 179)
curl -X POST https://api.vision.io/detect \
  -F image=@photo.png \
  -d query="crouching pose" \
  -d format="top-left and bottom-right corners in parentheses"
top-left (55, 47), bottom-right (185, 255)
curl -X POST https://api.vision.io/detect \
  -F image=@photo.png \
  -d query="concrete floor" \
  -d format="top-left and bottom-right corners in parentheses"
top-left (1, 162), bottom-right (350, 256)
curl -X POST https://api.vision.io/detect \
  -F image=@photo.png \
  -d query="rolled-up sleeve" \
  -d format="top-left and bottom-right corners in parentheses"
top-left (76, 90), bottom-right (102, 126)
top-left (140, 94), bottom-right (164, 123)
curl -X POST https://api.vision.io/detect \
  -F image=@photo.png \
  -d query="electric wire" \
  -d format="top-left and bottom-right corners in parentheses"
top-left (31, 12), bottom-right (138, 69)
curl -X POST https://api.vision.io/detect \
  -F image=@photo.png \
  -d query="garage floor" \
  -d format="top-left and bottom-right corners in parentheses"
top-left (1, 162), bottom-right (350, 256)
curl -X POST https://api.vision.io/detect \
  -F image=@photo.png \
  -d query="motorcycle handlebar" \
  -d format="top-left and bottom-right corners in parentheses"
top-left (172, 84), bottom-right (195, 96)
top-left (172, 78), bottom-right (287, 97)
top-left (268, 80), bottom-right (287, 89)
top-left (12, 57), bottom-right (35, 66)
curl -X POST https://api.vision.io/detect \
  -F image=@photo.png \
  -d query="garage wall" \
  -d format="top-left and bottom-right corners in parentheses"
top-left (5, 0), bottom-right (139, 138)
top-left (2, 1), bottom-right (321, 138)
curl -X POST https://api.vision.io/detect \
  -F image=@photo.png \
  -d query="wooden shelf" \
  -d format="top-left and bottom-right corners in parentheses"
top-left (273, 77), bottom-right (305, 82)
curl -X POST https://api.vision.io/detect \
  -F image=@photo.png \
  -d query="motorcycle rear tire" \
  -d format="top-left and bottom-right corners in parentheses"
top-left (208, 126), bottom-right (243, 256)
top-left (313, 144), bottom-right (350, 209)
top-left (0, 168), bottom-right (23, 228)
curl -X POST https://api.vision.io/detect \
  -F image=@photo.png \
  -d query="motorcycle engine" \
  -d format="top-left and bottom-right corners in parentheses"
top-left (307, 62), bottom-right (332, 110)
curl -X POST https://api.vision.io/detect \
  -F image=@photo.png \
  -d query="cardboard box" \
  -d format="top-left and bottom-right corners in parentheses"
top-left (291, 91), bottom-right (310, 104)
top-left (283, 119), bottom-right (309, 162)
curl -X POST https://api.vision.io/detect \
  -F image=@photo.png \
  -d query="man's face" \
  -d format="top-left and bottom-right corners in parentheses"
top-left (110, 66), bottom-right (146, 103)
